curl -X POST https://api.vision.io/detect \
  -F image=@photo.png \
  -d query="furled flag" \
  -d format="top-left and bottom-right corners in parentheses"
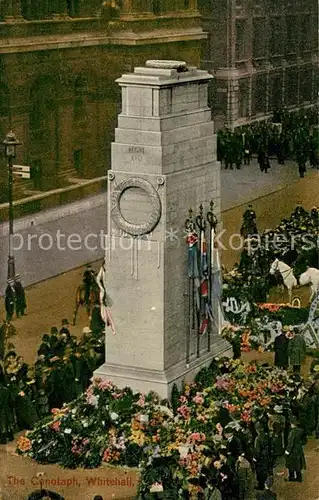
top-left (199, 231), bottom-right (213, 335)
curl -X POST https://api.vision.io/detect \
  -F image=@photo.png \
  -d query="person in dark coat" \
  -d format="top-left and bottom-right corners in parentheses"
top-left (0, 365), bottom-right (15, 444)
top-left (285, 418), bottom-right (306, 482)
top-left (5, 279), bottom-right (15, 321)
top-left (235, 453), bottom-right (255, 500)
top-left (254, 422), bottom-right (272, 490)
top-left (256, 476), bottom-right (277, 499)
top-left (274, 331), bottom-right (289, 369)
top-left (14, 274), bottom-right (26, 317)
top-left (288, 329), bottom-right (307, 373)
top-left (224, 429), bottom-right (242, 469)
top-left (59, 318), bottom-right (71, 337)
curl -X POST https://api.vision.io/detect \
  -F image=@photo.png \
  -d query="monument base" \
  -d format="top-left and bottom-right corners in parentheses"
top-left (94, 337), bottom-right (232, 399)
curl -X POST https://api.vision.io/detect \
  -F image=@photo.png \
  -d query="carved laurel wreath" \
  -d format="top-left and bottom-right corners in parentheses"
top-left (111, 177), bottom-right (162, 236)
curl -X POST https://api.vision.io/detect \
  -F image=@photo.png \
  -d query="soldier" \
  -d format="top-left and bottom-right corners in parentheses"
top-left (285, 417), bottom-right (307, 482)
top-left (5, 279), bottom-right (15, 321)
top-left (14, 274), bottom-right (27, 317)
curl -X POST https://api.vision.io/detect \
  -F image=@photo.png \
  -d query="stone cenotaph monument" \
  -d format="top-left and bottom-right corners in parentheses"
top-left (95, 60), bottom-right (230, 398)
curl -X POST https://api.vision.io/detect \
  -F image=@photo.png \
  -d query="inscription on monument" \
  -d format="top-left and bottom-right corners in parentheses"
top-left (128, 146), bottom-right (145, 154)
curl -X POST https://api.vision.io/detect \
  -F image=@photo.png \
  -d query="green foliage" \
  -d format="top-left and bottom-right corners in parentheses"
top-left (171, 384), bottom-right (180, 413)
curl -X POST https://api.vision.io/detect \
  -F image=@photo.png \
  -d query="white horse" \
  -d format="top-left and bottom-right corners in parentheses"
top-left (269, 259), bottom-right (297, 304)
top-left (299, 268), bottom-right (319, 301)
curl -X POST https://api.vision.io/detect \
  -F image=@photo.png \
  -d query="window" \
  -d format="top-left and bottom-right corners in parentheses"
top-left (238, 79), bottom-right (249, 118)
top-left (74, 150), bottom-right (84, 176)
top-left (0, 83), bottom-right (9, 117)
top-left (299, 67), bottom-right (312, 102)
top-left (285, 68), bottom-right (298, 106)
top-left (152, 0), bottom-right (160, 14)
top-left (31, 160), bottom-right (42, 190)
top-left (73, 77), bottom-right (86, 122)
top-left (270, 17), bottom-right (283, 55)
top-left (252, 74), bottom-right (267, 115)
top-left (270, 73), bottom-right (283, 111)
top-left (235, 19), bottom-right (247, 61)
top-left (286, 16), bottom-right (298, 53)
top-left (253, 18), bottom-right (266, 58)
top-left (67, 0), bottom-right (80, 16)
top-left (299, 15), bottom-right (312, 51)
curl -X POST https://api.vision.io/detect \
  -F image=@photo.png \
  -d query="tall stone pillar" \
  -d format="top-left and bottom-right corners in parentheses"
top-left (95, 60), bottom-right (230, 399)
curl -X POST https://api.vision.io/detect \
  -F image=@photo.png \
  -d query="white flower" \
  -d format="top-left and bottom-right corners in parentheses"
top-left (110, 412), bottom-right (119, 421)
top-left (83, 421), bottom-right (89, 428)
top-left (87, 394), bottom-right (99, 407)
top-left (64, 428), bottom-right (72, 434)
top-left (71, 408), bottom-right (77, 414)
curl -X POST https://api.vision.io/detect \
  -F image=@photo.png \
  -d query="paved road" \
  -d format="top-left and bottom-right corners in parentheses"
top-left (0, 160), bottom-right (317, 293)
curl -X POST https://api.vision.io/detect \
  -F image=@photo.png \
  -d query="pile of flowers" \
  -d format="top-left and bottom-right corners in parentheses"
top-left (17, 359), bottom-right (306, 496)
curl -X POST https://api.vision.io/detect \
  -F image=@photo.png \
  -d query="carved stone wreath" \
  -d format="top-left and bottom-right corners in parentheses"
top-left (111, 177), bottom-right (162, 236)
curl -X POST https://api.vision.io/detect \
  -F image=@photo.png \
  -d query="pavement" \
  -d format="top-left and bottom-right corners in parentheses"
top-left (0, 159), bottom-right (317, 294)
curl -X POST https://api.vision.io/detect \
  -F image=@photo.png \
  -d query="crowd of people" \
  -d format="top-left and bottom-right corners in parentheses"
top-left (217, 107), bottom-right (318, 177)
top-left (0, 318), bottom-right (105, 445)
top-left (186, 370), bottom-right (318, 500)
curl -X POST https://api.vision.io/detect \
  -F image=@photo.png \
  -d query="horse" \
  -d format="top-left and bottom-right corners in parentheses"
top-left (299, 268), bottom-right (319, 301)
top-left (269, 259), bottom-right (297, 304)
top-left (72, 282), bottom-right (100, 325)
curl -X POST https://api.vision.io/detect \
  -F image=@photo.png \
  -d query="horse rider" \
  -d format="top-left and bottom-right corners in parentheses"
top-left (82, 264), bottom-right (96, 305)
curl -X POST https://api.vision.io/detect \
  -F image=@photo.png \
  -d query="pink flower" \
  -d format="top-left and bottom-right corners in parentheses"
top-left (179, 395), bottom-right (188, 404)
top-left (103, 448), bottom-right (112, 462)
top-left (50, 420), bottom-right (61, 432)
top-left (177, 405), bottom-right (191, 420)
top-left (192, 393), bottom-right (204, 405)
top-left (189, 432), bottom-right (206, 443)
top-left (137, 395), bottom-right (146, 407)
top-left (97, 380), bottom-right (114, 391)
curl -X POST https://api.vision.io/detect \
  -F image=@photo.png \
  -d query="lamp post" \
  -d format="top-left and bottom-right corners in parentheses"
top-left (3, 131), bottom-right (21, 280)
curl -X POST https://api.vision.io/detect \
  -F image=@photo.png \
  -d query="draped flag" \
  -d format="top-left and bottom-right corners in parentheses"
top-left (210, 229), bottom-right (225, 333)
top-left (96, 263), bottom-right (115, 335)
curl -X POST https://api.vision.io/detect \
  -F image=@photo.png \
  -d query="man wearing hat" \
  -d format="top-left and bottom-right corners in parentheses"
top-left (5, 279), bottom-right (15, 321)
top-left (14, 274), bottom-right (26, 317)
top-left (285, 417), bottom-right (306, 482)
top-left (274, 327), bottom-right (289, 369)
top-left (288, 328), bottom-right (307, 374)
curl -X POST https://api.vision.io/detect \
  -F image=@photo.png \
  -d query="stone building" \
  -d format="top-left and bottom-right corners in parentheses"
top-left (0, 0), bottom-right (204, 201)
top-left (199, 0), bottom-right (318, 129)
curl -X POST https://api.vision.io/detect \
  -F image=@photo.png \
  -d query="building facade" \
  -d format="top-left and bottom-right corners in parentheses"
top-left (0, 0), bottom-right (205, 201)
top-left (199, 0), bottom-right (318, 130)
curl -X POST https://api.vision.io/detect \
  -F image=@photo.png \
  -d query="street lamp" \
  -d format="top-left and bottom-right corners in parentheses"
top-left (3, 131), bottom-right (21, 280)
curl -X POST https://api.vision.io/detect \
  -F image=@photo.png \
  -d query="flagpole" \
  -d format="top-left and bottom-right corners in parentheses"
top-left (185, 209), bottom-right (195, 365)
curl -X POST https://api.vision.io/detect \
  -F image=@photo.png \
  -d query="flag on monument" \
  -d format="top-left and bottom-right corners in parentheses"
top-left (199, 232), bottom-right (211, 335)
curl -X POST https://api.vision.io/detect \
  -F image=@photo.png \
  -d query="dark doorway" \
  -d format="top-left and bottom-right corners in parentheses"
top-left (74, 150), bottom-right (84, 176)
top-left (31, 160), bottom-right (42, 190)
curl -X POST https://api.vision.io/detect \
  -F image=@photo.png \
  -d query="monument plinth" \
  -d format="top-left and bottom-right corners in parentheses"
top-left (95, 60), bottom-right (231, 398)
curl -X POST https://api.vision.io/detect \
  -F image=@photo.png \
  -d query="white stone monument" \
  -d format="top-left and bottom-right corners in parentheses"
top-left (95, 60), bottom-right (231, 398)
